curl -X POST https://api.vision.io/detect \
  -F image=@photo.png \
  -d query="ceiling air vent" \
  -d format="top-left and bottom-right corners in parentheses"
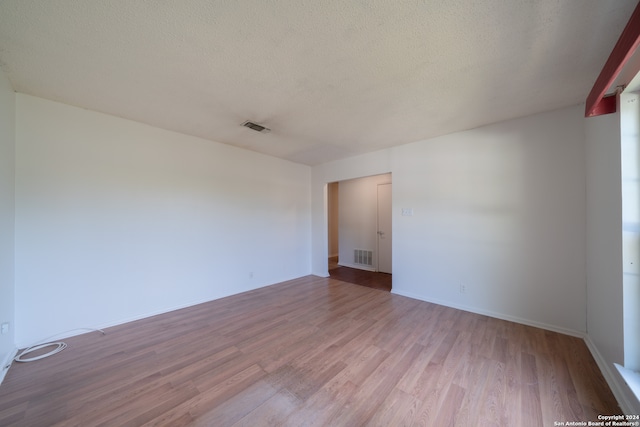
top-left (242, 121), bottom-right (270, 133)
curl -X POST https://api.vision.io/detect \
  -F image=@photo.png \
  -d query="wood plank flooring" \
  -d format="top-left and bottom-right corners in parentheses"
top-left (328, 256), bottom-right (392, 292)
top-left (329, 266), bottom-right (392, 292)
top-left (0, 276), bottom-right (621, 426)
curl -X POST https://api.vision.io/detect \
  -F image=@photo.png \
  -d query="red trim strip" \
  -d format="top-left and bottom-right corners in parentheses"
top-left (590, 93), bottom-right (618, 117)
top-left (585, 1), bottom-right (640, 117)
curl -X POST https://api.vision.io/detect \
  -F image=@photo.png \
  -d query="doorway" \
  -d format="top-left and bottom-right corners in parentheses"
top-left (327, 174), bottom-right (392, 291)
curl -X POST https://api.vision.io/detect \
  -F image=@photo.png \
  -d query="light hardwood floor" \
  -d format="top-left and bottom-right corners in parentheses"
top-left (328, 258), bottom-right (392, 292)
top-left (0, 276), bottom-right (621, 426)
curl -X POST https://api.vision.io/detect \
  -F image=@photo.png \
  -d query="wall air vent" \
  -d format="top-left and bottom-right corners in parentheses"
top-left (242, 121), bottom-right (271, 133)
top-left (354, 249), bottom-right (373, 266)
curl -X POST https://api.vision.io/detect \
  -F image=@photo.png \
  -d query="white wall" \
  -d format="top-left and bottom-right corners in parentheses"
top-left (585, 109), bottom-right (623, 366)
top-left (0, 69), bottom-right (16, 371)
top-left (586, 93), bottom-right (640, 415)
top-left (14, 94), bottom-right (311, 346)
top-left (338, 173), bottom-right (391, 271)
top-left (313, 105), bottom-right (587, 334)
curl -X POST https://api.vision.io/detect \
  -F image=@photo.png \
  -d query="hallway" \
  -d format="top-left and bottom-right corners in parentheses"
top-left (328, 257), bottom-right (391, 292)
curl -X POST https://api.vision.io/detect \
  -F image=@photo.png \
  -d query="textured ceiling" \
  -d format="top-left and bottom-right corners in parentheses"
top-left (0, 1), bottom-right (636, 165)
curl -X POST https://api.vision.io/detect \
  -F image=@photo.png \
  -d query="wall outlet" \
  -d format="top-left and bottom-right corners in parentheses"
top-left (249, 272), bottom-right (254, 279)
top-left (1, 323), bottom-right (8, 334)
top-left (459, 284), bottom-right (467, 294)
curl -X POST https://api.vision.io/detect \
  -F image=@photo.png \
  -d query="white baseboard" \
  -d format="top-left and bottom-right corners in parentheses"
top-left (0, 347), bottom-right (18, 386)
top-left (583, 335), bottom-right (640, 415)
top-left (391, 288), bottom-right (640, 414)
top-left (15, 275), bottom-right (310, 348)
top-left (14, 301), bottom-right (219, 349)
top-left (390, 288), bottom-right (584, 338)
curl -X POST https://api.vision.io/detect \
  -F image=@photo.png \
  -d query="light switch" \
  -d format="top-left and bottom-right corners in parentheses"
top-left (401, 208), bottom-right (413, 216)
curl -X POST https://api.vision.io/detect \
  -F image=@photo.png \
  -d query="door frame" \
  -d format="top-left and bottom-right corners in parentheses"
top-left (377, 182), bottom-right (392, 274)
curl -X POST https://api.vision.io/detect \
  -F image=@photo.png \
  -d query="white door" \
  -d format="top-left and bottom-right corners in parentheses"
top-left (377, 183), bottom-right (392, 274)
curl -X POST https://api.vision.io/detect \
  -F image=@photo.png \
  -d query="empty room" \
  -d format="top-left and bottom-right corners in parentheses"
top-left (1, 1), bottom-right (639, 425)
